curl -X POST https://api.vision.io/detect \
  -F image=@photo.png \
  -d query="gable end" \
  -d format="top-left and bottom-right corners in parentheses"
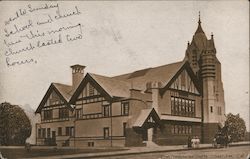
top-left (160, 61), bottom-right (202, 96)
top-left (35, 84), bottom-right (72, 113)
top-left (69, 73), bottom-right (112, 104)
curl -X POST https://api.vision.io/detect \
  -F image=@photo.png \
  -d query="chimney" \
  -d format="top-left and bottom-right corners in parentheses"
top-left (151, 81), bottom-right (161, 113)
top-left (70, 64), bottom-right (86, 90)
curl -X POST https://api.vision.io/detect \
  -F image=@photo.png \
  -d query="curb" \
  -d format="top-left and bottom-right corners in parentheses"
top-left (63, 143), bottom-right (250, 159)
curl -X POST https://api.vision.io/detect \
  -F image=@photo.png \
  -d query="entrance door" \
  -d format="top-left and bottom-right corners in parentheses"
top-left (147, 128), bottom-right (153, 141)
top-left (142, 130), bottom-right (148, 141)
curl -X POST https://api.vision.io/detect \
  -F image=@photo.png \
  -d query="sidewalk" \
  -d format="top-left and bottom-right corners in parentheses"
top-left (22, 141), bottom-right (250, 159)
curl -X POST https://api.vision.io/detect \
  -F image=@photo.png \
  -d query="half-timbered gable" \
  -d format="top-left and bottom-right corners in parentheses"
top-left (75, 82), bottom-right (104, 106)
top-left (35, 82), bottom-right (76, 146)
top-left (72, 74), bottom-right (112, 121)
top-left (160, 61), bottom-right (201, 96)
top-left (35, 83), bottom-right (74, 123)
top-left (158, 62), bottom-right (202, 119)
top-left (113, 61), bottom-right (185, 92)
top-left (164, 67), bottom-right (201, 118)
top-left (70, 73), bottom-right (132, 122)
top-left (44, 90), bottom-right (64, 107)
top-left (169, 69), bottom-right (199, 94)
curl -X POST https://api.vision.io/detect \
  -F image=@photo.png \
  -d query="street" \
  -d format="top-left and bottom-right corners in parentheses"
top-left (94, 146), bottom-right (250, 159)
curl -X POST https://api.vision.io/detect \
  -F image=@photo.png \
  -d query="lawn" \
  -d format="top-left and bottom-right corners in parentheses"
top-left (0, 147), bottom-right (127, 159)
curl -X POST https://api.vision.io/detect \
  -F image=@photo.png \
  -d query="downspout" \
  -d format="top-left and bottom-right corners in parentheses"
top-left (201, 99), bottom-right (204, 143)
top-left (110, 100), bottom-right (113, 147)
top-left (201, 80), bottom-right (204, 144)
top-left (74, 106), bottom-right (76, 148)
top-left (35, 123), bottom-right (37, 145)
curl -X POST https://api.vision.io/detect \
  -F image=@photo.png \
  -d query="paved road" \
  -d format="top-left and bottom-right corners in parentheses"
top-left (94, 146), bottom-right (250, 159)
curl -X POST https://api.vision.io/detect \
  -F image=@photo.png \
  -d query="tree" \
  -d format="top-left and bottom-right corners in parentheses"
top-left (224, 113), bottom-right (246, 142)
top-left (0, 102), bottom-right (32, 145)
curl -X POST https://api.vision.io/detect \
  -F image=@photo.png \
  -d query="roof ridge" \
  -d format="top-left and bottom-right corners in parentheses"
top-left (150, 60), bottom-right (184, 70)
top-left (89, 73), bottom-right (130, 84)
top-left (88, 72), bottom-right (131, 98)
top-left (52, 82), bottom-right (72, 87)
top-left (112, 60), bottom-right (184, 78)
top-left (88, 72), bottom-right (110, 78)
top-left (52, 83), bottom-right (73, 101)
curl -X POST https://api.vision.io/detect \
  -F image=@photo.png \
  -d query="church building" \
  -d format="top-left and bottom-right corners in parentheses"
top-left (35, 15), bottom-right (226, 147)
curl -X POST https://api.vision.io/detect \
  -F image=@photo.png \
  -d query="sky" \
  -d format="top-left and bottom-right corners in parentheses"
top-left (0, 1), bottom-right (249, 130)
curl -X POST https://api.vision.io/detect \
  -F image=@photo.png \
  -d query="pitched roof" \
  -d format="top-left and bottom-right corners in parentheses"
top-left (190, 16), bottom-right (210, 51)
top-left (52, 83), bottom-right (73, 102)
top-left (70, 61), bottom-right (188, 102)
top-left (192, 31), bottom-right (207, 50)
top-left (133, 108), bottom-right (160, 127)
top-left (35, 83), bottom-right (74, 113)
top-left (89, 73), bottom-right (131, 98)
top-left (133, 109), bottom-right (153, 127)
top-left (207, 39), bottom-right (215, 50)
top-left (112, 61), bottom-right (186, 91)
top-left (195, 20), bottom-right (204, 34)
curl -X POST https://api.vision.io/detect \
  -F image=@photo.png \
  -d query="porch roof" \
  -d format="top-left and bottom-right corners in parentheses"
top-left (133, 108), bottom-right (161, 128)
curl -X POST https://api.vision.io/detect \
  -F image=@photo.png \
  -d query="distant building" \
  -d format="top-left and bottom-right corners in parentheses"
top-left (35, 15), bottom-right (226, 147)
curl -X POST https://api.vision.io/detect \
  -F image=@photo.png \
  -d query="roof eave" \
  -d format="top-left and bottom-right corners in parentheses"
top-left (35, 83), bottom-right (73, 114)
top-left (159, 61), bottom-right (202, 96)
top-left (69, 73), bottom-right (113, 104)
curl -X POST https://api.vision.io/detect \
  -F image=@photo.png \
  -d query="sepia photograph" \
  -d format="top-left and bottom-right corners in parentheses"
top-left (0, 1), bottom-right (249, 159)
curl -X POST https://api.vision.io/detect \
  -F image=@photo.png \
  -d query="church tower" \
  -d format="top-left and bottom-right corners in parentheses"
top-left (184, 13), bottom-right (226, 143)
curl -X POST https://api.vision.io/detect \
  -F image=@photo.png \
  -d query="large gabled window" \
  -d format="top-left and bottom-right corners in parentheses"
top-left (171, 96), bottom-right (195, 117)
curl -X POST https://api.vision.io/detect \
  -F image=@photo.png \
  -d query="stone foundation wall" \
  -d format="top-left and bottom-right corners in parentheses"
top-left (70, 138), bottom-right (125, 147)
